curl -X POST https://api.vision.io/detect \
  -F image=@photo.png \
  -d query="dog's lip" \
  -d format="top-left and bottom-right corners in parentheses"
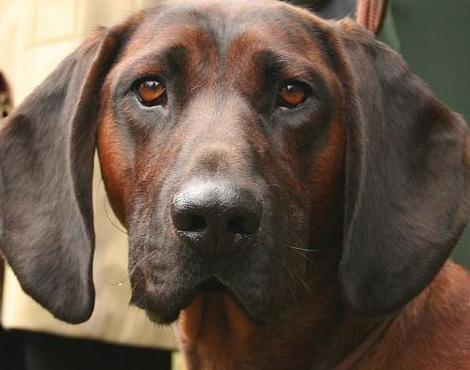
top-left (194, 277), bottom-right (228, 295)
top-left (139, 277), bottom-right (235, 323)
top-left (191, 277), bottom-right (266, 325)
top-left (140, 277), bottom-right (264, 325)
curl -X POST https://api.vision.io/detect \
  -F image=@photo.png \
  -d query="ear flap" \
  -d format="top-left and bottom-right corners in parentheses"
top-left (338, 21), bottom-right (470, 318)
top-left (0, 28), bottom-right (123, 323)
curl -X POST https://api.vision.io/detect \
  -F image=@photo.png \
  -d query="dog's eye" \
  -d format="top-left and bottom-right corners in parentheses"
top-left (135, 79), bottom-right (167, 107)
top-left (277, 82), bottom-right (310, 109)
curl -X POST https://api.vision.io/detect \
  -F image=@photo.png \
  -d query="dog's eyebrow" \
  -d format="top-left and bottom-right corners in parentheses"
top-left (116, 45), bottom-right (188, 86)
top-left (254, 49), bottom-right (323, 82)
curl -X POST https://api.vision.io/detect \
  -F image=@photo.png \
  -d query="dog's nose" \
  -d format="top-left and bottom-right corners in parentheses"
top-left (171, 181), bottom-right (262, 255)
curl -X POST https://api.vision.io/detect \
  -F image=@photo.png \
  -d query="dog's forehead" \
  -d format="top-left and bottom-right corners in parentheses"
top-left (141, 0), bottom-right (294, 37)
top-left (122, 0), bottom-right (330, 65)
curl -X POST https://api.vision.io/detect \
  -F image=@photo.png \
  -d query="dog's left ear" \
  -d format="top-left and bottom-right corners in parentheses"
top-left (336, 20), bottom-right (470, 318)
top-left (0, 27), bottom-right (127, 323)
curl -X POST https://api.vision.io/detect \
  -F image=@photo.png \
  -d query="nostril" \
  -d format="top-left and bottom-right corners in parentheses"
top-left (173, 212), bottom-right (207, 233)
top-left (227, 212), bottom-right (260, 235)
top-left (171, 181), bottom-right (262, 251)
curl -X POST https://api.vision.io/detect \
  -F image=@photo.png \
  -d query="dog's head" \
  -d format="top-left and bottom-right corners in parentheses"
top-left (1, 0), bottom-right (469, 324)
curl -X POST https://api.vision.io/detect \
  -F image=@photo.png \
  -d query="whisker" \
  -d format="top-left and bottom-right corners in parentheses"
top-left (289, 267), bottom-right (312, 294)
top-left (280, 260), bottom-right (301, 304)
top-left (252, 248), bottom-right (300, 304)
top-left (289, 246), bottom-right (322, 253)
top-left (129, 248), bottom-right (161, 279)
top-left (98, 178), bottom-right (128, 235)
top-left (287, 245), bottom-right (319, 271)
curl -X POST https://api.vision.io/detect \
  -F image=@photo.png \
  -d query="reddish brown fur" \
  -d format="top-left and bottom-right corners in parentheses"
top-left (175, 263), bottom-right (470, 370)
top-left (97, 95), bottom-right (130, 225)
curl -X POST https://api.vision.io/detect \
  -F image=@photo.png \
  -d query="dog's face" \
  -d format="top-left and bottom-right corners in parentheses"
top-left (98, 0), bottom-right (345, 324)
top-left (0, 0), bottom-right (469, 325)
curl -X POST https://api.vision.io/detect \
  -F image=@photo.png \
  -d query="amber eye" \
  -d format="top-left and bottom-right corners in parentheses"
top-left (277, 82), bottom-right (310, 109)
top-left (136, 79), bottom-right (167, 107)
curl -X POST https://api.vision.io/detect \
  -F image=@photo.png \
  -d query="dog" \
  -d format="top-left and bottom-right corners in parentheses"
top-left (1, 1), bottom-right (470, 369)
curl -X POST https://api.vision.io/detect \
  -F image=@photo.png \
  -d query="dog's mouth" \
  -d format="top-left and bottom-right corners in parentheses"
top-left (192, 277), bottom-right (263, 322)
top-left (142, 276), bottom-right (260, 325)
top-left (195, 277), bottom-right (229, 295)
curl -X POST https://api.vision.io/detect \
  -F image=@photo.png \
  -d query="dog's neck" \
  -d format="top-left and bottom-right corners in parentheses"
top-left (175, 262), bottom-right (470, 370)
top-left (174, 263), bottom-right (379, 370)
top-left (175, 289), bottom-right (380, 370)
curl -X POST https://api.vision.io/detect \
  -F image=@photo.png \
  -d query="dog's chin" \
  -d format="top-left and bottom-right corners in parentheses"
top-left (145, 307), bottom-right (181, 325)
top-left (140, 278), bottom-right (260, 325)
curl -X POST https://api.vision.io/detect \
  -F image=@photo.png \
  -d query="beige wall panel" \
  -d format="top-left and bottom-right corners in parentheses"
top-left (31, 0), bottom-right (80, 44)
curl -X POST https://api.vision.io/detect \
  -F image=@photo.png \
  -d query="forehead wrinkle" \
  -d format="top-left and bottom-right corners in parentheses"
top-left (123, 23), bottom-right (217, 59)
top-left (114, 1), bottom-right (338, 97)
top-left (137, 0), bottom-right (302, 58)
top-left (222, 1), bottom-right (333, 66)
top-left (216, 1), bottom-right (338, 76)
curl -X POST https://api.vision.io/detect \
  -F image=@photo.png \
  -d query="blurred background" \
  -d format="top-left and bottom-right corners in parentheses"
top-left (0, 1), bottom-right (469, 369)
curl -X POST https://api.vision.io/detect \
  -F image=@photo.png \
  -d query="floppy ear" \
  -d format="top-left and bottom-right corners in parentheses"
top-left (0, 28), bottom-right (125, 323)
top-left (337, 21), bottom-right (470, 318)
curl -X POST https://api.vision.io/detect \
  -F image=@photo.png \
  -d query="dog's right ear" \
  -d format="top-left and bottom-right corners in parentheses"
top-left (336, 20), bottom-right (470, 318)
top-left (0, 25), bottom-right (130, 323)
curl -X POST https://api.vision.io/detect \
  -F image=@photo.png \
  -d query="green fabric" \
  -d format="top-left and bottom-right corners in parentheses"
top-left (378, 0), bottom-right (470, 267)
